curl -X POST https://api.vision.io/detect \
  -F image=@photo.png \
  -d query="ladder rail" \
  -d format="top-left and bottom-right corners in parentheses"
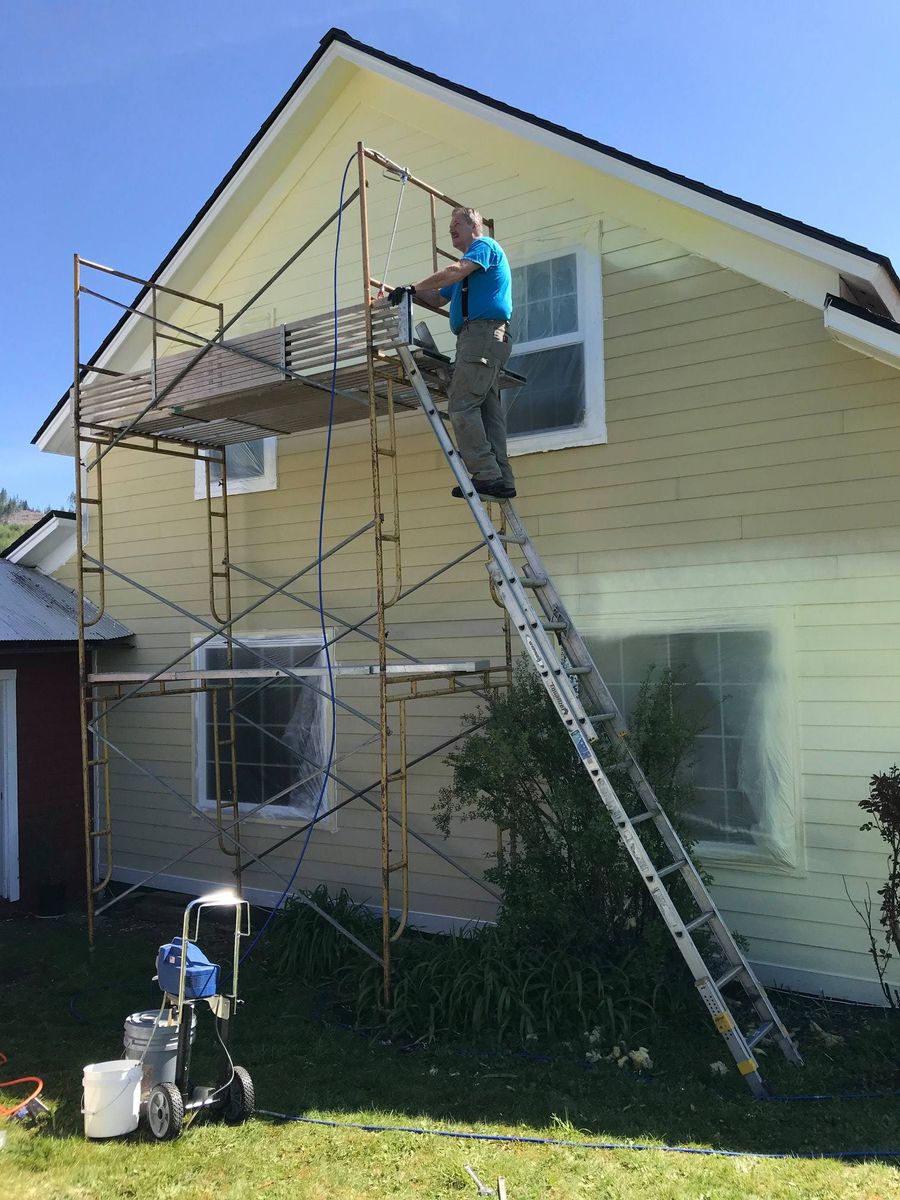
top-left (499, 506), bottom-right (797, 1044)
top-left (395, 340), bottom-right (803, 1094)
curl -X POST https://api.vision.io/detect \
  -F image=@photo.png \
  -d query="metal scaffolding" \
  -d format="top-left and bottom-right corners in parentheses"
top-left (73, 144), bottom-right (517, 1003)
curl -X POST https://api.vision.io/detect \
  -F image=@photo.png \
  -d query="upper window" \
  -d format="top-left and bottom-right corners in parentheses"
top-left (586, 628), bottom-right (797, 869)
top-left (503, 244), bottom-right (604, 454)
top-left (194, 437), bottom-right (277, 499)
top-left (194, 634), bottom-right (333, 825)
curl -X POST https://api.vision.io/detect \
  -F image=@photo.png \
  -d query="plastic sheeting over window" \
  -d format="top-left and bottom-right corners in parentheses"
top-left (198, 638), bottom-right (329, 822)
top-left (505, 251), bottom-right (585, 437)
top-left (208, 438), bottom-right (266, 483)
top-left (505, 344), bottom-right (585, 436)
top-left (585, 622), bottom-right (798, 869)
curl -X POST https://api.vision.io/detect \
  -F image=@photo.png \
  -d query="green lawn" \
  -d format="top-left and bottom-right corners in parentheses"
top-left (2, 897), bottom-right (899, 1199)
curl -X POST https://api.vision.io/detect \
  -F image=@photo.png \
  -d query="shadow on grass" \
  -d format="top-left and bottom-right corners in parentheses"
top-left (3, 906), bottom-right (899, 1167)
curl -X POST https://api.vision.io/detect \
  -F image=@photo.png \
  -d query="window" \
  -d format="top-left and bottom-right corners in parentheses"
top-left (503, 245), bottom-right (604, 453)
top-left (194, 437), bottom-right (277, 499)
top-left (586, 628), bottom-right (797, 868)
top-left (194, 635), bottom-right (332, 824)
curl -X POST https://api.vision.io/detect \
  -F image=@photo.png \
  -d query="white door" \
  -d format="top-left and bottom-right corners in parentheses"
top-left (0, 671), bottom-right (19, 903)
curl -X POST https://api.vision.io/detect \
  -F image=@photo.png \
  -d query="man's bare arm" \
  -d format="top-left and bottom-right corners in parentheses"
top-left (414, 258), bottom-right (479, 307)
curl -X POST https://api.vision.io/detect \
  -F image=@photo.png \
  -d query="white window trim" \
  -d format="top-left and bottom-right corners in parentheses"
top-left (0, 671), bottom-right (19, 903)
top-left (192, 632), bottom-right (336, 829)
top-left (506, 235), bottom-right (606, 457)
top-left (193, 437), bottom-right (278, 500)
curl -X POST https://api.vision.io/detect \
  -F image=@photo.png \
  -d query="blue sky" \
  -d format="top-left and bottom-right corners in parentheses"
top-left (2, 0), bottom-right (898, 509)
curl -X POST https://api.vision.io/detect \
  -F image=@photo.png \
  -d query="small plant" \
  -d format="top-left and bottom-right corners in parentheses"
top-left (846, 766), bottom-right (900, 1007)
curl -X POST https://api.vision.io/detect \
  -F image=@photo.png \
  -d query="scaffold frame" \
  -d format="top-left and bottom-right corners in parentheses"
top-left (73, 145), bottom-right (516, 1006)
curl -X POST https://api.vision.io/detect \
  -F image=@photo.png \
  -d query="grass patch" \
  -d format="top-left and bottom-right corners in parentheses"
top-left (2, 898), bottom-right (900, 1199)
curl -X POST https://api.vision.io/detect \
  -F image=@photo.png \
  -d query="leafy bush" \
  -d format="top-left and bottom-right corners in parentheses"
top-left (434, 659), bottom-right (708, 962)
top-left (847, 766), bottom-right (900, 1007)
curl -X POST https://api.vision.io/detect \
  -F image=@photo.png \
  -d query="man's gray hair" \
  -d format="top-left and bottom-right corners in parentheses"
top-left (452, 206), bottom-right (484, 234)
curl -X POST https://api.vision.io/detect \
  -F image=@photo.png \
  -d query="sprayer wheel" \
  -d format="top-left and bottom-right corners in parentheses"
top-left (223, 1065), bottom-right (255, 1125)
top-left (146, 1082), bottom-right (185, 1141)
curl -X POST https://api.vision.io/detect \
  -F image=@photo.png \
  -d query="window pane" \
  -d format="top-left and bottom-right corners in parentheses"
top-left (552, 254), bottom-right (577, 298)
top-left (505, 343), bottom-right (585, 436)
top-left (553, 295), bottom-right (578, 336)
top-left (510, 254), bottom-right (578, 344)
top-left (209, 439), bottom-right (265, 483)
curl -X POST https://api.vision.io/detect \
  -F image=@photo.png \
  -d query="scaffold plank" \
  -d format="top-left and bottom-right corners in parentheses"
top-left (88, 660), bottom-right (492, 684)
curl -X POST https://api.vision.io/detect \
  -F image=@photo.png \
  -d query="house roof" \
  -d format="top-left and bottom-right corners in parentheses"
top-left (2, 510), bottom-right (71, 560)
top-left (0, 560), bottom-right (133, 644)
top-left (33, 26), bottom-right (900, 445)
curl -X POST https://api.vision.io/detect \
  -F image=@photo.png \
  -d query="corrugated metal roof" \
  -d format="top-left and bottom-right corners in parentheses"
top-left (0, 561), bottom-right (133, 643)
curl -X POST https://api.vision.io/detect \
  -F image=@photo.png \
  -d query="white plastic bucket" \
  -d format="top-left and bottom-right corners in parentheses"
top-left (123, 1009), bottom-right (196, 1100)
top-left (82, 1059), bottom-right (142, 1139)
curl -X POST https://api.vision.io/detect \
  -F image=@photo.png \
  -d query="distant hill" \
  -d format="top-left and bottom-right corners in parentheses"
top-left (0, 506), bottom-right (45, 554)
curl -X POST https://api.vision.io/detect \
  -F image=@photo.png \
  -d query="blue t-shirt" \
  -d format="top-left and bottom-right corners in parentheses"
top-left (439, 237), bottom-right (512, 334)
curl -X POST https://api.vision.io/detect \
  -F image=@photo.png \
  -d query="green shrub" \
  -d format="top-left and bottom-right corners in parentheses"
top-left (434, 659), bottom-right (708, 962)
top-left (266, 660), bottom-right (709, 1047)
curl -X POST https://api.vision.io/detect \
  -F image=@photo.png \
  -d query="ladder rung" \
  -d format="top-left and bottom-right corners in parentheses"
top-left (567, 665), bottom-right (592, 675)
top-left (684, 910), bottom-right (714, 934)
top-left (520, 575), bottom-right (549, 588)
top-left (499, 534), bottom-right (526, 545)
top-left (715, 963), bottom-right (745, 990)
top-left (586, 711), bottom-right (617, 723)
top-left (541, 620), bottom-right (568, 632)
top-left (747, 1020), bottom-right (775, 1050)
top-left (630, 810), bottom-right (656, 826)
top-left (656, 858), bottom-right (687, 880)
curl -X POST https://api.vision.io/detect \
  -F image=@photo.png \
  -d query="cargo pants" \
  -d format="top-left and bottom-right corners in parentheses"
top-left (448, 319), bottom-right (514, 489)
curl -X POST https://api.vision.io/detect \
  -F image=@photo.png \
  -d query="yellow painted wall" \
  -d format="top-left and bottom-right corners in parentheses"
top-left (60, 64), bottom-right (900, 999)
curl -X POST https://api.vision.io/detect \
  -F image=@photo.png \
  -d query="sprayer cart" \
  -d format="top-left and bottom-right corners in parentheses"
top-left (145, 891), bottom-right (254, 1140)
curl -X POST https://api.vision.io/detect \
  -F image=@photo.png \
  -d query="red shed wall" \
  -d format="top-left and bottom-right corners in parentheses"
top-left (0, 650), bottom-right (83, 915)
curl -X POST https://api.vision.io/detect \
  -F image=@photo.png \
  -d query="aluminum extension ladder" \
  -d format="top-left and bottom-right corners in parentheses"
top-left (395, 341), bottom-right (803, 1096)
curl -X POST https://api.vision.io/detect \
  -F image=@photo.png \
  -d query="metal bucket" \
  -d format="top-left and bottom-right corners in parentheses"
top-left (123, 1009), bottom-right (196, 1100)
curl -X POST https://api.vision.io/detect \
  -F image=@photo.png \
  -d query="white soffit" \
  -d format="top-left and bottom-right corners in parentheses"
top-left (824, 301), bottom-right (900, 373)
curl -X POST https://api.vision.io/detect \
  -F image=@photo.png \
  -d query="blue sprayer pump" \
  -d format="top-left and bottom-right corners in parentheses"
top-left (156, 936), bottom-right (220, 999)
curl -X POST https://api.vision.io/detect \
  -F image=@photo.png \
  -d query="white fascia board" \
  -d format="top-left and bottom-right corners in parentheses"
top-left (6, 514), bottom-right (76, 574)
top-left (337, 44), bottom-right (900, 321)
top-left (36, 394), bottom-right (75, 455)
top-left (824, 304), bottom-right (900, 372)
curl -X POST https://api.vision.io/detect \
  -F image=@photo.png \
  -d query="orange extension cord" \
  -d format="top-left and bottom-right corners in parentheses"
top-left (0, 1052), bottom-right (44, 1118)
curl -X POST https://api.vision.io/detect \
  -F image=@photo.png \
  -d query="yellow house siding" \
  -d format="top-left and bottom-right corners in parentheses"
top-left (57, 71), bottom-right (900, 999)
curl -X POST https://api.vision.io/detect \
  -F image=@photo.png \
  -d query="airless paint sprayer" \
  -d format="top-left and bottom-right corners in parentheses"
top-left (128, 891), bottom-right (255, 1140)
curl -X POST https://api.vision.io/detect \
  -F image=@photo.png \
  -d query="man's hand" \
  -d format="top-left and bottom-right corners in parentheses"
top-left (387, 285), bottom-right (416, 306)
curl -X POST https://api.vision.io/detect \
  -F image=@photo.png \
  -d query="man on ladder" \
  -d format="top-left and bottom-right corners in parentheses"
top-left (388, 207), bottom-right (516, 499)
